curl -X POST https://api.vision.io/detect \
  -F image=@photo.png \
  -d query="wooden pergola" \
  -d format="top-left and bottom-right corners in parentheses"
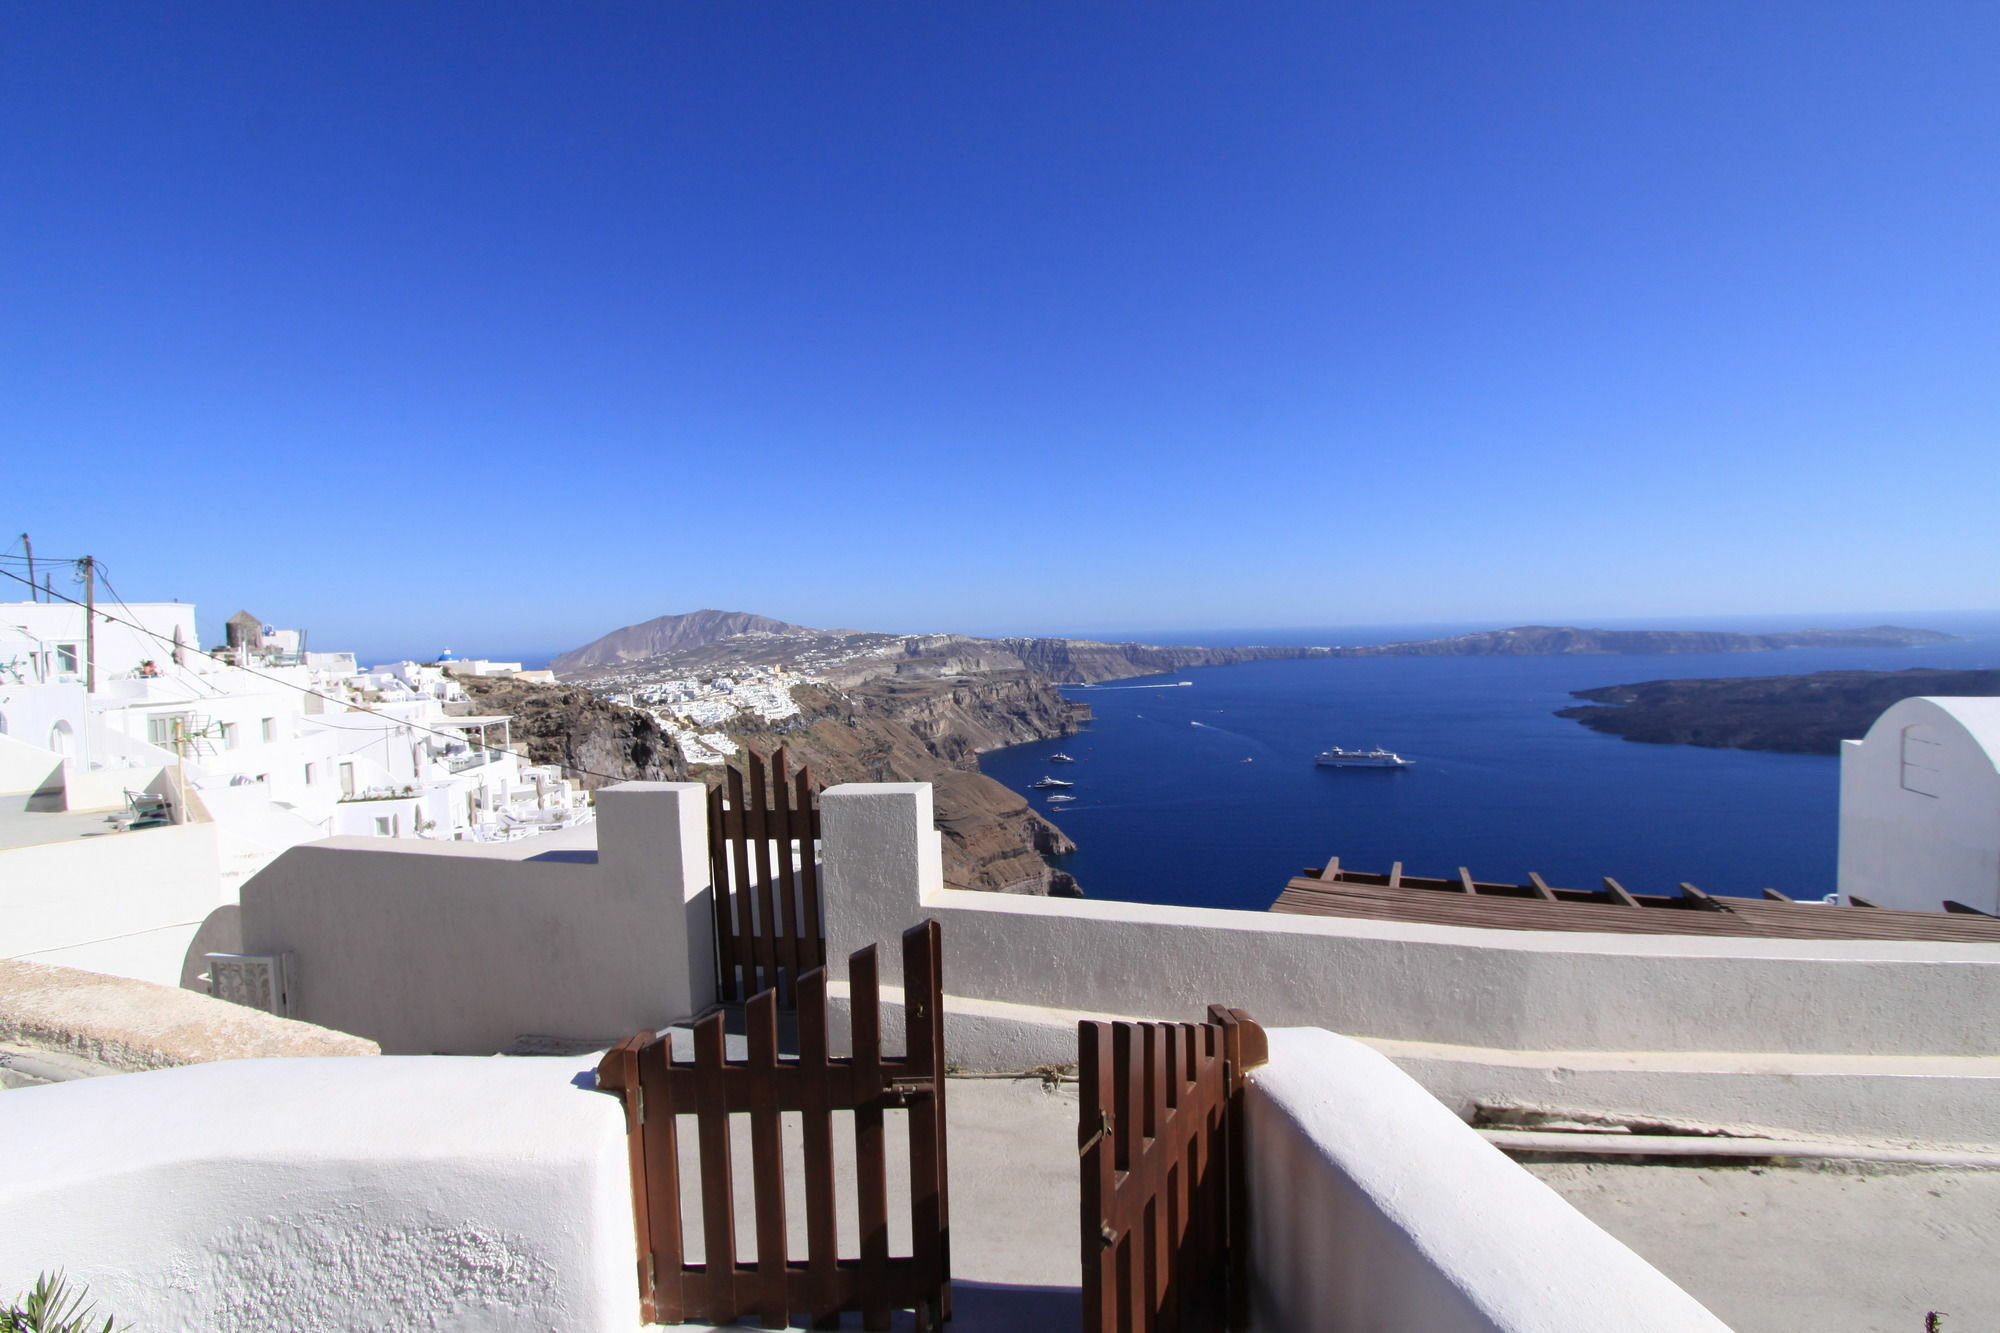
top-left (1271, 859), bottom-right (2000, 942)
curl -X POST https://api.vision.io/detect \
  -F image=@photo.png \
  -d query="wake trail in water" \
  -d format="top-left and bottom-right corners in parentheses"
top-left (1067, 681), bottom-right (1195, 691)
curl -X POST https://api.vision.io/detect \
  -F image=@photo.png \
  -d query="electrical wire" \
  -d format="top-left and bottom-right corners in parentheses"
top-left (92, 561), bottom-right (227, 698)
top-left (0, 564), bottom-right (647, 788)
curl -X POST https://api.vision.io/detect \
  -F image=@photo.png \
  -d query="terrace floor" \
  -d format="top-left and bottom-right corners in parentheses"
top-left (0, 796), bottom-right (134, 851)
top-left (1529, 1157), bottom-right (2000, 1332)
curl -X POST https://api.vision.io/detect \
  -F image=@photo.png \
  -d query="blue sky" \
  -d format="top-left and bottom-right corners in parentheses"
top-left (5, 2), bottom-right (1997, 657)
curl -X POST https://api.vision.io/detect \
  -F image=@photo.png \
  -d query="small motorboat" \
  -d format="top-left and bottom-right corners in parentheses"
top-left (1030, 776), bottom-right (1075, 789)
top-left (1048, 753), bottom-right (1076, 763)
top-left (1045, 793), bottom-right (1077, 803)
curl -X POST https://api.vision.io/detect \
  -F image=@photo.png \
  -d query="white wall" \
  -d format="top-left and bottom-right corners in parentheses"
top-left (1841, 696), bottom-right (2000, 914)
top-left (1244, 1028), bottom-right (1727, 1332)
top-left (818, 784), bottom-right (2000, 1059)
top-left (238, 782), bottom-right (716, 1053)
top-left (0, 1056), bottom-right (636, 1333)
top-left (0, 732), bottom-right (63, 799)
top-left (0, 600), bottom-right (199, 686)
top-left (0, 823), bottom-right (230, 986)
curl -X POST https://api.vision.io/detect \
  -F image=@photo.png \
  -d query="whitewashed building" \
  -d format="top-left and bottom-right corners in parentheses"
top-left (1840, 695), bottom-right (2000, 914)
top-left (0, 598), bottom-right (591, 988)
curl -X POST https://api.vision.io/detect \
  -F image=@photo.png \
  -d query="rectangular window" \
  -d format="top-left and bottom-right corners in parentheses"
top-left (304, 763), bottom-right (317, 786)
top-left (338, 762), bottom-right (356, 798)
top-left (55, 643), bottom-right (79, 674)
top-left (375, 816), bottom-right (392, 836)
top-left (261, 717), bottom-right (277, 743)
top-left (219, 722), bottom-right (236, 750)
top-left (147, 713), bottom-right (191, 748)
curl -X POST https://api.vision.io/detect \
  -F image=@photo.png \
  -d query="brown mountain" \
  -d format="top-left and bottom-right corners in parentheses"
top-left (550, 610), bottom-right (822, 673)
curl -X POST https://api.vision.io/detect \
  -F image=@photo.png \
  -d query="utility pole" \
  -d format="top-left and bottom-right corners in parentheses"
top-left (81, 556), bottom-right (96, 692)
top-left (20, 534), bottom-right (34, 601)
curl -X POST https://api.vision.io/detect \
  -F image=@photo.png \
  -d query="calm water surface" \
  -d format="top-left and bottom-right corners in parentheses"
top-left (980, 618), bottom-right (2000, 911)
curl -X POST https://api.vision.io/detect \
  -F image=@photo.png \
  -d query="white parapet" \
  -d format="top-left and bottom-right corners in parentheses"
top-left (821, 782), bottom-right (944, 987)
top-left (238, 780), bottom-right (716, 1054)
top-left (1244, 1028), bottom-right (1729, 1333)
top-left (0, 1055), bottom-right (635, 1332)
top-left (810, 782), bottom-right (2000, 1062)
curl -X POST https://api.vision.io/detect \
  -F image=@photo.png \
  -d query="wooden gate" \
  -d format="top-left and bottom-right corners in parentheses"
top-left (1079, 1006), bottom-right (1268, 1333)
top-left (597, 921), bottom-right (950, 1330)
top-left (708, 747), bottom-right (825, 1005)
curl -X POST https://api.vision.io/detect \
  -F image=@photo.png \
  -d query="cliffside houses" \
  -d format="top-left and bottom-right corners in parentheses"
top-left (593, 664), bottom-right (808, 767)
top-left (0, 597), bottom-right (589, 986)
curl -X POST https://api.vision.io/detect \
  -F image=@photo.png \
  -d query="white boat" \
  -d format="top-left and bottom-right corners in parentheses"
top-left (1045, 793), bottom-right (1076, 803)
top-left (1314, 747), bottom-right (1413, 768)
top-left (1048, 753), bottom-right (1076, 763)
top-left (1030, 776), bottom-right (1075, 789)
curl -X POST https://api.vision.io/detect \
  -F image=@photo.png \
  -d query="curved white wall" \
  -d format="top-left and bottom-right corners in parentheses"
top-left (1841, 696), bottom-right (2000, 914)
top-left (0, 1056), bottom-right (636, 1332)
top-left (1245, 1028), bottom-right (1727, 1332)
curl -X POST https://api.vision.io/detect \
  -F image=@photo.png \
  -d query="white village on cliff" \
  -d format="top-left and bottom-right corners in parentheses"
top-left (3, 587), bottom-right (1999, 1331)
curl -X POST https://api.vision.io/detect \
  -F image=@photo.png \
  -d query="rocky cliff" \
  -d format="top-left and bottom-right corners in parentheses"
top-left (724, 675), bottom-right (1087, 894)
top-left (1557, 667), bottom-right (2000, 754)
top-left (449, 676), bottom-right (688, 786)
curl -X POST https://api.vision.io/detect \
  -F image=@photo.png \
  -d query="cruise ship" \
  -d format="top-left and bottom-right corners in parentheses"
top-left (1314, 746), bottom-right (1413, 768)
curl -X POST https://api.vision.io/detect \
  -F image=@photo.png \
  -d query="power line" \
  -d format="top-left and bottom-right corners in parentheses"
top-left (92, 562), bottom-right (227, 699)
top-left (0, 564), bottom-right (648, 788)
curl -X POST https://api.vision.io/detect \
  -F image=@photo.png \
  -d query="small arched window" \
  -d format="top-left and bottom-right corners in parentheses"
top-left (1900, 724), bottom-right (1943, 798)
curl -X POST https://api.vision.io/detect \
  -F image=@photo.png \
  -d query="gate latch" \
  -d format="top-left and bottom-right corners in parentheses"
top-left (882, 1076), bottom-right (936, 1107)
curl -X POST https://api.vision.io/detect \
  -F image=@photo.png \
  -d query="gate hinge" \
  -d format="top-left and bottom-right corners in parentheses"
top-left (1079, 1108), bottom-right (1113, 1155)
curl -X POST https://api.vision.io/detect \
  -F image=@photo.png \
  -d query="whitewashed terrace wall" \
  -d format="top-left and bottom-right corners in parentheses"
top-left (819, 784), bottom-right (2000, 1059)
top-left (0, 1056), bottom-right (636, 1333)
top-left (238, 782), bottom-right (715, 1053)
top-left (236, 780), bottom-right (2000, 1064)
top-left (1245, 1028), bottom-right (1728, 1332)
top-left (2, 822), bottom-right (229, 986)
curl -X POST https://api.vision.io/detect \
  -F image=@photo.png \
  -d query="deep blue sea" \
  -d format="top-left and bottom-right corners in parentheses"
top-left (979, 613), bottom-right (2000, 911)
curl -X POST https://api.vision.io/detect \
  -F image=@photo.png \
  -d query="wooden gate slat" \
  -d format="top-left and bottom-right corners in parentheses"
top-left (796, 765), bottom-right (825, 970)
top-left (638, 1032), bottom-right (685, 1322)
top-left (768, 748), bottom-right (801, 1005)
top-left (904, 922), bottom-right (947, 1329)
top-left (851, 942), bottom-right (892, 1331)
top-left (1080, 1020), bottom-right (1118, 1333)
top-left (708, 785), bottom-right (740, 1003)
top-left (692, 1012), bottom-right (736, 1322)
top-left (746, 989), bottom-right (788, 1328)
top-left (797, 966), bottom-right (843, 1330)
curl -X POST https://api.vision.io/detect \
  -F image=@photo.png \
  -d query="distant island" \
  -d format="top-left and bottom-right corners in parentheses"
top-left (1328, 624), bottom-right (1954, 657)
top-left (1558, 667), bottom-right (2000, 755)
